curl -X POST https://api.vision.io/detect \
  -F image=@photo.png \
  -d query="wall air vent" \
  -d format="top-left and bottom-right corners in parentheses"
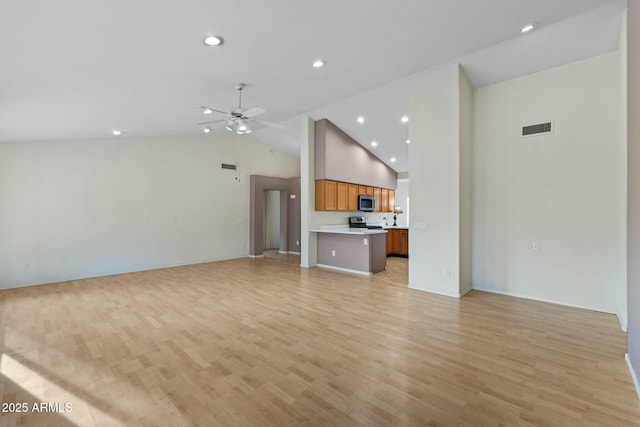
top-left (221, 163), bottom-right (237, 170)
top-left (522, 121), bottom-right (553, 137)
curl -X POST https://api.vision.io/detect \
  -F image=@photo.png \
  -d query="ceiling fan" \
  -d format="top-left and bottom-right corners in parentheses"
top-left (198, 83), bottom-right (286, 134)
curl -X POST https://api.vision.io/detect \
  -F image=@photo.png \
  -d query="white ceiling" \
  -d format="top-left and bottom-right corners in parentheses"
top-left (0, 0), bottom-right (626, 173)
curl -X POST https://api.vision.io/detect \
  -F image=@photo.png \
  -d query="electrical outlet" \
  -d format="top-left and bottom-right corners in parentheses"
top-left (331, 250), bottom-right (336, 256)
top-left (363, 238), bottom-right (368, 246)
top-left (296, 240), bottom-right (299, 246)
top-left (445, 269), bottom-right (452, 278)
top-left (532, 242), bottom-right (540, 250)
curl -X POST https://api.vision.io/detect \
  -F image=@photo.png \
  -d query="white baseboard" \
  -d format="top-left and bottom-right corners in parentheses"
top-left (617, 309), bottom-right (628, 332)
top-left (626, 353), bottom-right (640, 400)
top-left (316, 264), bottom-right (372, 276)
top-left (1, 254), bottom-right (249, 291)
top-left (408, 284), bottom-right (471, 299)
top-left (248, 254), bottom-right (264, 258)
top-left (474, 286), bottom-right (614, 315)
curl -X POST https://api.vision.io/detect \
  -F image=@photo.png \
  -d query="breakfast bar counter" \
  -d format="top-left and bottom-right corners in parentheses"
top-left (311, 226), bottom-right (387, 275)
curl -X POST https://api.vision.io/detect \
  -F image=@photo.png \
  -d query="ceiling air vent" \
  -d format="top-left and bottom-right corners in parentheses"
top-left (522, 121), bottom-right (553, 137)
top-left (221, 163), bottom-right (237, 170)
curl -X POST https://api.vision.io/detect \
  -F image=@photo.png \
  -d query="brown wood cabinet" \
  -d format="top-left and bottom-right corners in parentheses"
top-left (315, 180), bottom-right (337, 211)
top-left (348, 184), bottom-right (359, 211)
top-left (316, 180), bottom-right (397, 212)
top-left (388, 189), bottom-right (395, 212)
top-left (336, 182), bottom-right (348, 211)
top-left (373, 188), bottom-right (381, 212)
top-left (386, 228), bottom-right (409, 257)
top-left (381, 188), bottom-right (389, 212)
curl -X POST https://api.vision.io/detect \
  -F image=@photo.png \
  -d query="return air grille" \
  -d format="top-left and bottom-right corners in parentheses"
top-left (522, 121), bottom-right (553, 137)
top-left (221, 163), bottom-right (237, 170)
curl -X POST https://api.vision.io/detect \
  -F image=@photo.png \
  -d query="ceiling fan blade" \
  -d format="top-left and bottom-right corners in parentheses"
top-left (203, 121), bottom-right (229, 130)
top-left (200, 106), bottom-right (230, 115)
top-left (197, 119), bottom-right (227, 126)
top-left (243, 107), bottom-right (266, 118)
top-left (253, 118), bottom-right (287, 130)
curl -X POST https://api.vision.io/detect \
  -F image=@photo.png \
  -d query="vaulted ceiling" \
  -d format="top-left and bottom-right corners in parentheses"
top-left (0, 0), bottom-right (626, 172)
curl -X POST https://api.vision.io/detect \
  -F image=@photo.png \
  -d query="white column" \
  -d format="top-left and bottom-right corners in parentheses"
top-left (408, 64), bottom-right (472, 297)
top-left (300, 116), bottom-right (317, 268)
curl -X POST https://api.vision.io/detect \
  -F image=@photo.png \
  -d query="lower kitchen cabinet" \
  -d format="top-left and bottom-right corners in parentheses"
top-left (386, 227), bottom-right (409, 257)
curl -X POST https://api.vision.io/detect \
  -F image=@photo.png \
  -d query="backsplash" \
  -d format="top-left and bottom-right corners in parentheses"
top-left (312, 211), bottom-right (391, 227)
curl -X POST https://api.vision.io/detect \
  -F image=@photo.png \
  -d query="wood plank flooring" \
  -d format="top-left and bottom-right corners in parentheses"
top-left (1, 257), bottom-right (638, 426)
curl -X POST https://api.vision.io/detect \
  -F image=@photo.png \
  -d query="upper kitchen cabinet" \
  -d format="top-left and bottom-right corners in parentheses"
top-left (373, 188), bottom-right (382, 212)
top-left (381, 188), bottom-right (389, 212)
top-left (314, 119), bottom-right (397, 189)
top-left (315, 179), bottom-right (337, 211)
top-left (336, 182), bottom-right (348, 211)
top-left (315, 180), bottom-right (396, 212)
top-left (348, 184), bottom-right (359, 211)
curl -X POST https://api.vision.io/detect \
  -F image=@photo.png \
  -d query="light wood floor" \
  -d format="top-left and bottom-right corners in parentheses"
top-left (1, 257), bottom-right (638, 426)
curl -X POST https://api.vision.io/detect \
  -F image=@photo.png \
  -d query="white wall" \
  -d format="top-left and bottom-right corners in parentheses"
top-left (0, 133), bottom-right (299, 289)
top-left (617, 9), bottom-right (628, 330)
top-left (394, 179), bottom-right (409, 227)
top-left (472, 52), bottom-right (625, 313)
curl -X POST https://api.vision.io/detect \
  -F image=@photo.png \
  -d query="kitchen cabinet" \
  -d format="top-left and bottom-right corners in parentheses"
top-left (315, 179), bottom-right (337, 211)
top-left (358, 185), bottom-right (367, 199)
top-left (388, 189), bottom-right (395, 212)
top-left (386, 227), bottom-right (409, 257)
top-left (348, 184), bottom-right (359, 211)
top-left (336, 182), bottom-right (348, 211)
top-left (316, 180), bottom-right (397, 212)
top-left (386, 230), bottom-right (393, 254)
top-left (381, 188), bottom-right (389, 212)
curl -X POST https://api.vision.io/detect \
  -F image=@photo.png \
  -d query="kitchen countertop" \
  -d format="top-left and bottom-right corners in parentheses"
top-left (310, 226), bottom-right (387, 235)
top-left (384, 226), bottom-right (409, 230)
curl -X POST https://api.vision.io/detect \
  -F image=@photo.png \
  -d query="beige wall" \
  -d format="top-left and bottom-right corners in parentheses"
top-left (315, 119), bottom-right (397, 189)
top-left (472, 52), bottom-right (625, 313)
top-left (0, 133), bottom-right (299, 289)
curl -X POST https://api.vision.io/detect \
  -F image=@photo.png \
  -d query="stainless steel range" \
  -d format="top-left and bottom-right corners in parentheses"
top-left (349, 216), bottom-right (383, 230)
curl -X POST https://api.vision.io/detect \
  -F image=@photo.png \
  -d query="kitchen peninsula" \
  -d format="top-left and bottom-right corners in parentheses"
top-left (311, 226), bottom-right (387, 275)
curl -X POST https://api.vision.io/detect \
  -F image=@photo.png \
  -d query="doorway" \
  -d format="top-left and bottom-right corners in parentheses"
top-left (264, 190), bottom-right (281, 251)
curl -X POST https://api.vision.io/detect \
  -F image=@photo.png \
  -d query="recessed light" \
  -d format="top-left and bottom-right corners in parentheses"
top-left (203, 108), bottom-right (213, 115)
top-left (406, 139), bottom-right (410, 144)
top-left (357, 116), bottom-right (365, 124)
top-left (204, 36), bottom-right (223, 46)
top-left (401, 116), bottom-right (409, 123)
top-left (371, 141), bottom-right (378, 147)
top-left (312, 59), bottom-right (325, 68)
top-left (203, 128), bottom-right (211, 133)
top-left (390, 157), bottom-right (396, 162)
top-left (112, 130), bottom-right (122, 136)
top-left (521, 22), bottom-right (538, 33)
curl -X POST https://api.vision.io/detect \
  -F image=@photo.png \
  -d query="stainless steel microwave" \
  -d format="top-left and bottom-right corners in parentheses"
top-left (358, 195), bottom-right (375, 212)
